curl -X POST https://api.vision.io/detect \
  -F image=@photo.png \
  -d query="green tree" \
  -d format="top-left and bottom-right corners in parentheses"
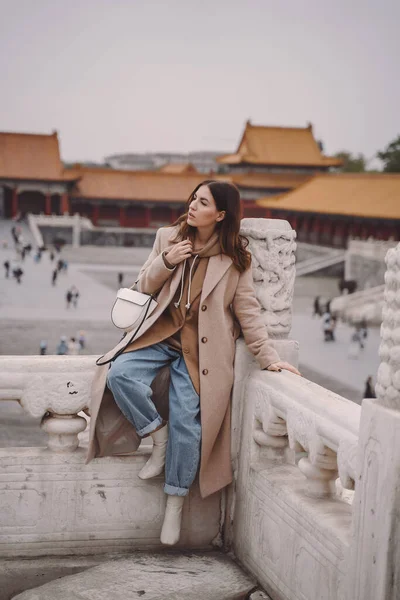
top-left (377, 136), bottom-right (400, 172)
top-left (335, 151), bottom-right (366, 172)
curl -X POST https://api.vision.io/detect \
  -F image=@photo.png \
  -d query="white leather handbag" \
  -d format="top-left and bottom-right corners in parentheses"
top-left (111, 283), bottom-right (158, 332)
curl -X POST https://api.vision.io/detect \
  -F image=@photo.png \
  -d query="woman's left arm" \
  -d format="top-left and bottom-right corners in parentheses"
top-left (232, 265), bottom-right (301, 376)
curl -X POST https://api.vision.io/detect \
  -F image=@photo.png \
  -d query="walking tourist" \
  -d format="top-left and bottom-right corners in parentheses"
top-left (87, 180), bottom-right (300, 546)
top-left (71, 285), bottom-right (80, 308)
top-left (3, 260), bottom-right (10, 278)
top-left (12, 266), bottom-right (23, 284)
top-left (118, 272), bottom-right (124, 287)
top-left (322, 310), bottom-right (334, 341)
top-left (312, 295), bottom-right (322, 317)
top-left (66, 289), bottom-right (73, 308)
top-left (51, 269), bottom-right (58, 286)
top-left (39, 340), bottom-right (47, 356)
top-left (364, 376), bottom-right (376, 398)
top-left (68, 337), bottom-right (80, 355)
top-left (348, 327), bottom-right (363, 358)
top-left (56, 336), bottom-right (68, 355)
top-left (78, 330), bottom-right (86, 350)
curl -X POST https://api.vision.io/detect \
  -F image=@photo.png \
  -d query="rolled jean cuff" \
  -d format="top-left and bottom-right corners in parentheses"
top-left (164, 483), bottom-right (189, 497)
top-left (137, 415), bottom-right (163, 437)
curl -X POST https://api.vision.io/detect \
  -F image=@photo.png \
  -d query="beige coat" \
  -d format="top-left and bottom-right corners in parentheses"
top-left (86, 225), bottom-right (280, 498)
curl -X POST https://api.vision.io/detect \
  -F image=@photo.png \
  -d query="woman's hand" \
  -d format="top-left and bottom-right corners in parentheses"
top-left (164, 240), bottom-right (193, 266)
top-left (266, 361), bottom-right (302, 376)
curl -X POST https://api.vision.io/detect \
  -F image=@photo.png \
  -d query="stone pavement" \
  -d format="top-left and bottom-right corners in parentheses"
top-left (10, 552), bottom-right (256, 600)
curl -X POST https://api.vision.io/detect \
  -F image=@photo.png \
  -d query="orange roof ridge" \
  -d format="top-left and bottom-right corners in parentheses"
top-left (0, 130), bottom-right (58, 139)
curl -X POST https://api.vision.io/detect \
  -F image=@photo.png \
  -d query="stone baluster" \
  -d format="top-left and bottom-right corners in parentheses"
top-left (0, 357), bottom-right (94, 453)
top-left (348, 242), bottom-right (400, 600)
top-left (287, 409), bottom-right (338, 498)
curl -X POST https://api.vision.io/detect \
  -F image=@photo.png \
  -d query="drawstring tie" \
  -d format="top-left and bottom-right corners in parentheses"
top-left (174, 254), bottom-right (199, 310)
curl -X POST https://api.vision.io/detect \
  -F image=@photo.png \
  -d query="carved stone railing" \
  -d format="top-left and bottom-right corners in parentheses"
top-left (229, 238), bottom-right (400, 600)
top-left (0, 356), bottom-right (220, 556)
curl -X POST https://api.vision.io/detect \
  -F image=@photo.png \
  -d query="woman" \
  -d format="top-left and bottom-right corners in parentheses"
top-left (86, 181), bottom-right (300, 546)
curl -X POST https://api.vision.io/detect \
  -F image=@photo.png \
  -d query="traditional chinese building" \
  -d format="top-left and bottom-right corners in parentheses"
top-left (2, 126), bottom-right (398, 247)
top-left (257, 173), bottom-right (400, 247)
top-left (0, 131), bottom-right (75, 218)
top-left (217, 120), bottom-right (342, 217)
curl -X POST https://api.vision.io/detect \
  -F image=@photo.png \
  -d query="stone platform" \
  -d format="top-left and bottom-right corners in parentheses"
top-left (5, 552), bottom-right (256, 600)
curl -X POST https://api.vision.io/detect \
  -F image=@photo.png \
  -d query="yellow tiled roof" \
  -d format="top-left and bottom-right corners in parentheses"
top-left (231, 172), bottom-right (312, 190)
top-left (72, 167), bottom-right (231, 202)
top-left (218, 122), bottom-right (342, 167)
top-left (257, 173), bottom-right (400, 219)
top-left (159, 163), bottom-right (198, 174)
top-left (0, 131), bottom-right (67, 181)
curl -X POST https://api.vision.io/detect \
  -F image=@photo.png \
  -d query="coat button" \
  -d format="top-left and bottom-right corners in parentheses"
top-left (183, 347), bottom-right (190, 354)
top-left (201, 337), bottom-right (207, 343)
top-left (201, 305), bottom-right (207, 311)
top-left (202, 369), bottom-right (208, 375)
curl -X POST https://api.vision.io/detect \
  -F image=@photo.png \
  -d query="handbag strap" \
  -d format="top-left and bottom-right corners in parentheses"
top-left (95, 295), bottom-right (154, 367)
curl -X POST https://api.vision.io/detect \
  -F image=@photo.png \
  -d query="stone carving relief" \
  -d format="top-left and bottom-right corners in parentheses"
top-left (240, 218), bottom-right (296, 339)
top-left (375, 243), bottom-right (400, 410)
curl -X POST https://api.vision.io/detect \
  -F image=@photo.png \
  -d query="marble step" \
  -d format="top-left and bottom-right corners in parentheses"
top-left (11, 552), bottom-right (257, 600)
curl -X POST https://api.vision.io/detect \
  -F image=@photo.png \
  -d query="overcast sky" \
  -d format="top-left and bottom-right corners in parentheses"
top-left (1, 0), bottom-right (399, 164)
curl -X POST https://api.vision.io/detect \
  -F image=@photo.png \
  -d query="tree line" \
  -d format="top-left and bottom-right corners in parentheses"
top-left (333, 135), bottom-right (400, 173)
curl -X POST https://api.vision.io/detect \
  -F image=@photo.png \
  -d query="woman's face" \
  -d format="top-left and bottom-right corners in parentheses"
top-left (186, 185), bottom-right (225, 229)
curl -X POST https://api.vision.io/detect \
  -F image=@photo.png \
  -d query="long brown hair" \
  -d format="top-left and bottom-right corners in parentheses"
top-left (168, 180), bottom-right (251, 273)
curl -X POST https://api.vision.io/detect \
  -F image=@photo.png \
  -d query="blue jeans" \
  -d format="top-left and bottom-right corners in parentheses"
top-left (106, 342), bottom-right (201, 497)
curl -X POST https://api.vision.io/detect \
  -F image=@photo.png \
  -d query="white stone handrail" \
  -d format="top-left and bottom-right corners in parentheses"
top-left (248, 363), bottom-right (360, 495)
top-left (0, 355), bottom-right (96, 452)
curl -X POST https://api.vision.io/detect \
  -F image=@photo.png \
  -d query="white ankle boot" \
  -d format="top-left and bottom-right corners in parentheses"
top-left (138, 424), bottom-right (168, 480)
top-left (160, 495), bottom-right (185, 545)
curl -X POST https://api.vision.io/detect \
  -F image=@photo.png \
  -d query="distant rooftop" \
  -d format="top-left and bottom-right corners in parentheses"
top-left (257, 173), bottom-right (400, 219)
top-left (218, 121), bottom-right (342, 168)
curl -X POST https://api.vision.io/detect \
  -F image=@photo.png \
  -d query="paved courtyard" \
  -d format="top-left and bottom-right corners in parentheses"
top-left (0, 219), bottom-right (382, 447)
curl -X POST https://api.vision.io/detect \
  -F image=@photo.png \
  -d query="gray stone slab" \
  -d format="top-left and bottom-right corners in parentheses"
top-left (12, 552), bottom-right (256, 600)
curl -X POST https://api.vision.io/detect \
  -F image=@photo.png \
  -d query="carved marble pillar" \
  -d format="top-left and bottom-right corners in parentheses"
top-left (240, 218), bottom-right (296, 339)
top-left (349, 242), bottom-right (400, 599)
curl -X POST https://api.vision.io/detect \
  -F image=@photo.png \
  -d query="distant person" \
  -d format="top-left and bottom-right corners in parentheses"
top-left (12, 266), bottom-right (23, 284)
top-left (52, 269), bottom-right (58, 286)
top-left (329, 315), bottom-right (337, 342)
top-left (71, 285), bottom-right (80, 308)
top-left (78, 330), bottom-right (86, 350)
top-left (118, 272), bottom-right (124, 287)
top-left (11, 226), bottom-right (18, 244)
top-left (348, 328), bottom-right (363, 359)
top-left (34, 249), bottom-right (42, 263)
top-left (360, 318), bottom-right (368, 344)
top-left (313, 295), bottom-right (322, 317)
top-left (68, 336), bottom-right (80, 355)
top-left (57, 258), bottom-right (64, 272)
top-left (23, 243), bottom-right (32, 255)
top-left (49, 251), bottom-right (55, 262)
top-left (322, 311), bottom-right (334, 342)
top-left (39, 340), bottom-right (47, 356)
top-left (66, 289), bottom-right (73, 308)
top-left (364, 376), bottom-right (376, 398)
top-left (3, 260), bottom-right (10, 278)
top-left (62, 260), bottom-right (68, 273)
top-left (56, 336), bottom-right (68, 355)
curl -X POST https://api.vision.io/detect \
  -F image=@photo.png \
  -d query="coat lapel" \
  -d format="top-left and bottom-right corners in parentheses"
top-left (200, 254), bottom-right (232, 304)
